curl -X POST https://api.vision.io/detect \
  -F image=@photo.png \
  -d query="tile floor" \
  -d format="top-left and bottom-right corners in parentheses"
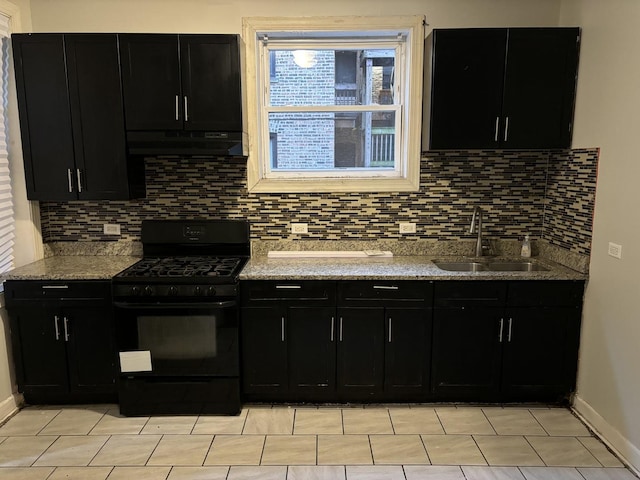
top-left (0, 404), bottom-right (636, 480)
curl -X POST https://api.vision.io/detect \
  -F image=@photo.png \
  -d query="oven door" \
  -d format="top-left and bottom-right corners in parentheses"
top-left (114, 300), bottom-right (238, 378)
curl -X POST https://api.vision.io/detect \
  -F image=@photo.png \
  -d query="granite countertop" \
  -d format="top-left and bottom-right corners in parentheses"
top-left (239, 255), bottom-right (587, 281)
top-left (2, 256), bottom-right (141, 281)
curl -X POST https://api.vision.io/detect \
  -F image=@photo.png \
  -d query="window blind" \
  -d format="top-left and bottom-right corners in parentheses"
top-left (0, 13), bottom-right (14, 274)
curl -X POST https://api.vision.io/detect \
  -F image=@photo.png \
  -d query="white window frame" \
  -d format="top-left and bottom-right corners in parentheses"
top-left (243, 16), bottom-right (425, 193)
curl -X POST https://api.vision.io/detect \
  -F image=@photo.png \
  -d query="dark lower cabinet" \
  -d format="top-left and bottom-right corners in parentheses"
top-left (432, 280), bottom-right (584, 402)
top-left (336, 307), bottom-right (385, 399)
top-left (5, 281), bottom-right (117, 404)
top-left (431, 307), bottom-right (503, 400)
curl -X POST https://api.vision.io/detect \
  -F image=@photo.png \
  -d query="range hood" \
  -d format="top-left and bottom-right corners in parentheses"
top-left (126, 131), bottom-right (244, 158)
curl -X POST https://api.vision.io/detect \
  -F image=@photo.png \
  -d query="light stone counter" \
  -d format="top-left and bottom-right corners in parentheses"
top-left (239, 255), bottom-right (587, 281)
top-left (2, 256), bottom-right (140, 281)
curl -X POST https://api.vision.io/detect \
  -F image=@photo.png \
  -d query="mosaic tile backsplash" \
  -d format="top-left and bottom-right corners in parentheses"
top-left (39, 149), bottom-right (598, 256)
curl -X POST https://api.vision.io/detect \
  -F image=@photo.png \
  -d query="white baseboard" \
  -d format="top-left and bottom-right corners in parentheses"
top-left (573, 395), bottom-right (640, 475)
top-left (0, 393), bottom-right (22, 424)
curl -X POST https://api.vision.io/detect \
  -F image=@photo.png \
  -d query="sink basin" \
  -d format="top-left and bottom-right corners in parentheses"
top-left (488, 261), bottom-right (549, 272)
top-left (432, 261), bottom-right (490, 272)
top-left (433, 260), bottom-right (549, 272)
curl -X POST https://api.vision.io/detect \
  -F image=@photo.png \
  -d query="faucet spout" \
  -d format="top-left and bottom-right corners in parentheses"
top-left (469, 206), bottom-right (483, 257)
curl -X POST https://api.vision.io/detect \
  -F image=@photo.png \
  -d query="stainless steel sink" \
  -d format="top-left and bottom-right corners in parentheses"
top-left (433, 260), bottom-right (549, 272)
top-left (432, 261), bottom-right (490, 272)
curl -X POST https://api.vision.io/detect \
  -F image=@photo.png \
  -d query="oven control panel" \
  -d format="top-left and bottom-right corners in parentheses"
top-left (114, 283), bottom-right (238, 299)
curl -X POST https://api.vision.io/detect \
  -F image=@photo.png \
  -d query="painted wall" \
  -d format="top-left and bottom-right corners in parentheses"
top-left (559, 0), bottom-right (640, 470)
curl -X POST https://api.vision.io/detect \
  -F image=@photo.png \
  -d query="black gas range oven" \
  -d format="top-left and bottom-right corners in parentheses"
top-left (113, 219), bottom-right (249, 416)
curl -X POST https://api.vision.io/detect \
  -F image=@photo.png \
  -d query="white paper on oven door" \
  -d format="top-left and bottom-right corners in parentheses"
top-left (119, 351), bottom-right (152, 373)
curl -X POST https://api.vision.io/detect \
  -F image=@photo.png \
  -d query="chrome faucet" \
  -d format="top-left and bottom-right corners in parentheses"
top-left (469, 206), bottom-right (484, 257)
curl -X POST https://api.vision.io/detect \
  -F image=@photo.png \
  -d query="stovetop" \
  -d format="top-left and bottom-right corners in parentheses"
top-left (115, 256), bottom-right (244, 280)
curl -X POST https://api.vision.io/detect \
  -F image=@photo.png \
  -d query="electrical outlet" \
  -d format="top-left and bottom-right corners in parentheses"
top-left (103, 224), bottom-right (121, 235)
top-left (399, 222), bottom-right (416, 234)
top-left (291, 223), bottom-right (308, 234)
top-left (608, 242), bottom-right (622, 259)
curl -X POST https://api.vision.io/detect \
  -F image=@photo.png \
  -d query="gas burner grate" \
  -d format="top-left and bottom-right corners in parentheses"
top-left (119, 256), bottom-right (243, 278)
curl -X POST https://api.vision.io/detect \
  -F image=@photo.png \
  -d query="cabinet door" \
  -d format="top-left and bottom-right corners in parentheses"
top-left (241, 307), bottom-right (288, 394)
top-left (431, 307), bottom-right (503, 400)
top-left (9, 307), bottom-right (68, 394)
top-left (384, 308), bottom-right (431, 396)
top-left (64, 305), bottom-right (117, 395)
top-left (430, 29), bottom-right (507, 149)
top-left (288, 306), bottom-right (336, 399)
top-left (180, 35), bottom-right (242, 131)
top-left (12, 34), bottom-right (76, 200)
top-left (502, 28), bottom-right (580, 149)
top-left (337, 308), bottom-right (384, 398)
top-left (502, 307), bottom-right (581, 400)
top-left (120, 34), bottom-right (181, 130)
top-left (65, 34), bottom-right (131, 200)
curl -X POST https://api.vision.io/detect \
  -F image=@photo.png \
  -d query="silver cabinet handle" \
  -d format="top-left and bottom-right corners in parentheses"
top-left (42, 285), bottom-right (69, 289)
top-left (275, 285), bottom-right (302, 289)
top-left (373, 285), bottom-right (398, 290)
top-left (388, 317), bottom-right (392, 343)
top-left (330, 317), bottom-right (335, 342)
top-left (54, 315), bottom-right (60, 340)
top-left (67, 169), bottom-right (73, 192)
top-left (339, 317), bottom-right (343, 342)
top-left (63, 317), bottom-right (69, 342)
top-left (494, 116), bottom-right (500, 142)
top-left (175, 95), bottom-right (180, 120)
top-left (507, 318), bottom-right (513, 342)
top-left (76, 169), bottom-right (83, 193)
top-left (504, 116), bottom-right (510, 142)
top-left (184, 96), bottom-right (189, 122)
top-left (281, 317), bottom-right (285, 342)
top-left (498, 318), bottom-right (504, 342)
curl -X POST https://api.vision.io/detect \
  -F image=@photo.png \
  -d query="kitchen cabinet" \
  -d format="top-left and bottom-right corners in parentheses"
top-left (428, 28), bottom-right (580, 150)
top-left (337, 281), bottom-right (432, 400)
top-left (119, 34), bottom-right (242, 132)
top-left (4, 280), bottom-right (117, 404)
top-left (431, 280), bottom-right (584, 402)
top-left (241, 281), bottom-right (336, 401)
top-left (12, 34), bottom-right (145, 201)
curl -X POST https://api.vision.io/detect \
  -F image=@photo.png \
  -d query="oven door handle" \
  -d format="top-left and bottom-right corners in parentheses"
top-left (113, 300), bottom-right (237, 309)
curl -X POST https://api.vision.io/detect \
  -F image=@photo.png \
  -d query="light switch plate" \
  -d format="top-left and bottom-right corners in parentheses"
top-left (103, 224), bottom-right (121, 235)
top-left (291, 223), bottom-right (308, 234)
top-left (608, 242), bottom-right (622, 259)
top-left (399, 222), bottom-right (416, 234)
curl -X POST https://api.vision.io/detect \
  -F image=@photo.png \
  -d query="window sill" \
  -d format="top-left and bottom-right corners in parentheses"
top-left (247, 174), bottom-right (420, 193)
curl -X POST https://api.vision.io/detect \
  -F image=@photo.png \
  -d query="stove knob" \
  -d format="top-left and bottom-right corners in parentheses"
top-left (193, 286), bottom-right (203, 296)
top-left (207, 286), bottom-right (217, 296)
top-left (143, 286), bottom-right (154, 296)
top-left (168, 286), bottom-right (179, 296)
top-left (130, 286), bottom-right (140, 296)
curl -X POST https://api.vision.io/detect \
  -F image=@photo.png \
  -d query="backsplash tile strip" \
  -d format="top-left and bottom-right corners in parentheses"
top-left (39, 149), bottom-right (598, 256)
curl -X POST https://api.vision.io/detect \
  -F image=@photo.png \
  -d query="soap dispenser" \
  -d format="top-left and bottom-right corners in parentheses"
top-left (521, 235), bottom-right (532, 258)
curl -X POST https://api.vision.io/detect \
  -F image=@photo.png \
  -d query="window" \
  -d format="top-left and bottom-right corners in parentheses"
top-left (243, 16), bottom-right (425, 193)
top-left (0, 11), bottom-right (14, 274)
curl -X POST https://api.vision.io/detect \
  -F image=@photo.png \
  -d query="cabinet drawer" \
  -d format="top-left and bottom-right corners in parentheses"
top-left (338, 281), bottom-right (432, 307)
top-left (507, 281), bottom-right (585, 307)
top-left (241, 280), bottom-right (336, 305)
top-left (434, 281), bottom-right (507, 307)
top-left (4, 280), bottom-right (111, 306)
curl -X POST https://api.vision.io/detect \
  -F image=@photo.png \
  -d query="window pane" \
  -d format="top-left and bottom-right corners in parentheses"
top-left (268, 111), bottom-right (396, 170)
top-left (269, 49), bottom-right (395, 106)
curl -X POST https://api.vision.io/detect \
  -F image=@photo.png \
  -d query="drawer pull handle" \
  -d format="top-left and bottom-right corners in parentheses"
top-left (42, 285), bottom-right (69, 290)
top-left (275, 285), bottom-right (302, 289)
top-left (63, 317), bottom-right (70, 342)
top-left (281, 317), bottom-right (285, 342)
top-left (388, 317), bottom-right (392, 343)
top-left (339, 317), bottom-right (343, 342)
top-left (507, 318), bottom-right (513, 342)
top-left (499, 318), bottom-right (504, 343)
top-left (54, 315), bottom-right (60, 340)
top-left (373, 285), bottom-right (399, 290)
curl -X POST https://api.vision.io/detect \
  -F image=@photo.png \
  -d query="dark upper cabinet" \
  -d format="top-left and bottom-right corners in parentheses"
top-left (119, 34), bottom-right (242, 132)
top-left (12, 34), bottom-right (145, 201)
top-left (428, 27), bottom-right (580, 150)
